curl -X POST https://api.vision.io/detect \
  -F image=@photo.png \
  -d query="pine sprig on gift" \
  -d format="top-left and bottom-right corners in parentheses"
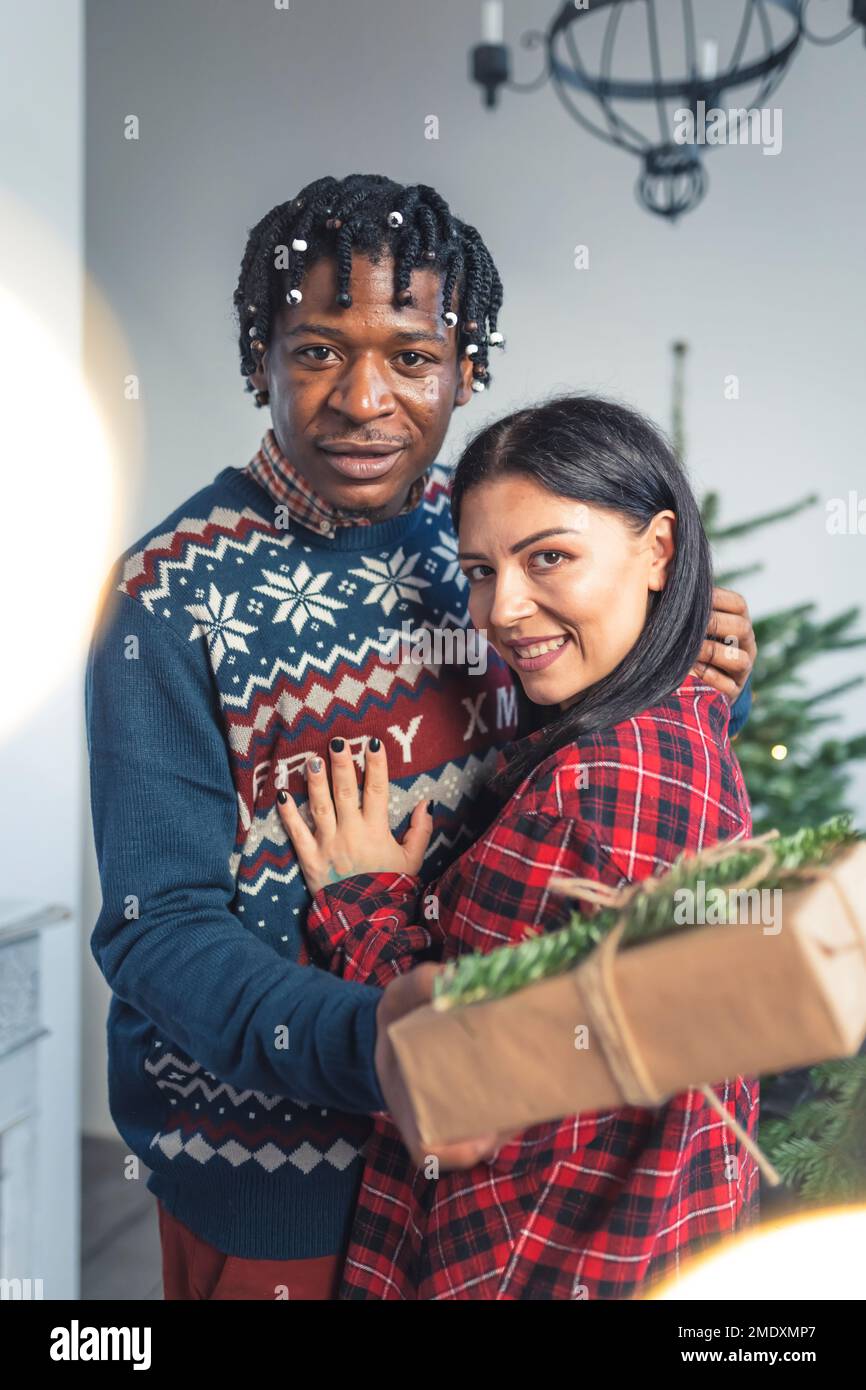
top-left (432, 905), bottom-right (620, 1010)
top-left (432, 815), bottom-right (858, 1010)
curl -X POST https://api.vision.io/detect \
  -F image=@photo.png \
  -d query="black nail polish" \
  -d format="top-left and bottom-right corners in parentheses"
top-left (369, 736), bottom-right (381, 751)
top-left (277, 790), bottom-right (287, 803)
top-left (330, 737), bottom-right (344, 751)
top-left (427, 800), bottom-right (434, 815)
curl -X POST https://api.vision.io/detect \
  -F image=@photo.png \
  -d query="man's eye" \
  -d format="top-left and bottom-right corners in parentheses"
top-left (298, 346), bottom-right (338, 362)
top-left (396, 351), bottom-right (432, 368)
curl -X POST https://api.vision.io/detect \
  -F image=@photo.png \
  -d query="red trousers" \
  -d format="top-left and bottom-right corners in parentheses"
top-left (157, 1200), bottom-right (344, 1300)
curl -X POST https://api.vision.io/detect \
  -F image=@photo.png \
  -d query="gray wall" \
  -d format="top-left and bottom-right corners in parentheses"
top-left (83, 0), bottom-right (866, 1134)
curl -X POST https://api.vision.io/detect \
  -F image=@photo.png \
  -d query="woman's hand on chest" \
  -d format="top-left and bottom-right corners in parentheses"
top-left (276, 736), bottom-right (433, 896)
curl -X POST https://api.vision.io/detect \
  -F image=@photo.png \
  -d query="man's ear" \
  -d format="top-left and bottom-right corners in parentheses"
top-left (453, 352), bottom-right (475, 408)
top-left (248, 349), bottom-right (269, 392)
top-left (647, 510), bottom-right (677, 592)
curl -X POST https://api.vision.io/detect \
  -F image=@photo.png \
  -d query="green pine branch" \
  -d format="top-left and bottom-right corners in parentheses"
top-left (811, 677), bottom-right (866, 705)
top-left (715, 564), bottom-right (764, 588)
top-left (671, 342), bottom-right (866, 1203)
top-left (706, 494), bottom-right (818, 543)
top-left (761, 1061), bottom-right (866, 1201)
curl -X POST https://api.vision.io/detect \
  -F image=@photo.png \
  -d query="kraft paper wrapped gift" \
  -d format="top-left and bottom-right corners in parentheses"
top-left (388, 841), bottom-right (866, 1148)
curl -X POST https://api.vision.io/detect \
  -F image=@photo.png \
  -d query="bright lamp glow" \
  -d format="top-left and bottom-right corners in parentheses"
top-left (0, 284), bottom-right (115, 736)
top-left (647, 1205), bottom-right (866, 1300)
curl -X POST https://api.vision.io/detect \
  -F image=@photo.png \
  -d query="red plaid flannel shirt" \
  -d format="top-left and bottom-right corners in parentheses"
top-left (306, 676), bottom-right (760, 1300)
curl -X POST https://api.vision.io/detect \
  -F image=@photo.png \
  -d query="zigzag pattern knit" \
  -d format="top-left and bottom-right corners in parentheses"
top-left (86, 439), bottom-right (520, 1258)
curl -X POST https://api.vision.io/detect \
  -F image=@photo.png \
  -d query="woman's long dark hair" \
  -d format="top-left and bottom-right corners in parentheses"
top-left (450, 393), bottom-right (713, 800)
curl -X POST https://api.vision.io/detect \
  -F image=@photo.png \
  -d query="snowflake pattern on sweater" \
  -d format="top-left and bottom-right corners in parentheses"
top-left (87, 447), bottom-right (519, 1258)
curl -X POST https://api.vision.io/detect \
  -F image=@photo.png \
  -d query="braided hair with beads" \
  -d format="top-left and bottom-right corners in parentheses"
top-left (233, 173), bottom-right (505, 407)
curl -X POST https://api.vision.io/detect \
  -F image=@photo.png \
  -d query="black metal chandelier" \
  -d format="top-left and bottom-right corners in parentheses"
top-left (471, 0), bottom-right (866, 219)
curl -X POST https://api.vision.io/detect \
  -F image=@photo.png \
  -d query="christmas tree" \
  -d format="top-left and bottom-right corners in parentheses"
top-left (672, 341), bottom-right (866, 1209)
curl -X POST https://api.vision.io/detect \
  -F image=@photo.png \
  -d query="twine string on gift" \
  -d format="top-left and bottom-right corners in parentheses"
top-left (577, 918), bottom-right (666, 1105)
top-left (550, 831), bottom-right (786, 1188)
top-left (549, 830), bottom-right (781, 913)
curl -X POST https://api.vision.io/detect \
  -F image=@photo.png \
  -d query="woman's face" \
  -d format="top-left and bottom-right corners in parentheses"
top-left (457, 474), bottom-right (676, 710)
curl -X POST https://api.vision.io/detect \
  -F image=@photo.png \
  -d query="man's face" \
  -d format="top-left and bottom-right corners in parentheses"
top-left (249, 252), bottom-right (475, 521)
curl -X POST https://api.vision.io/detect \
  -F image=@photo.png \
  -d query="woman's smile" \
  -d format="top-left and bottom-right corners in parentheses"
top-left (506, 634), bottom-right (571, 672)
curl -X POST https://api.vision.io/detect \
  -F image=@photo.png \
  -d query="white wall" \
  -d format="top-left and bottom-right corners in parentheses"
top-left (82, 0), bottom-right (866, 1134)
top-left (0, 0), bottom-right (83, 1300)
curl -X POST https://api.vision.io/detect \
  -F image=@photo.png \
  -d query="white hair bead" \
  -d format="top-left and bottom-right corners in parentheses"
top-left (292, 238), bottom-right (308, 252)
top-left (471, 380), bottom-right (486, 392)
top-left (387, 211), bottom-right (404, 227)
top-left (287, 288), bottom-right (303, 304)
top-left (489, 331), bottom-right (504, 344)
top-left (444, 311), bottom-right (458, 327)
top-left (465, 343), bottom-right (479, 356)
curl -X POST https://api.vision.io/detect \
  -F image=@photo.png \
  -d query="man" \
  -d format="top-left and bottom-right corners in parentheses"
top-left (86, 173), bottom-right (755, 1300)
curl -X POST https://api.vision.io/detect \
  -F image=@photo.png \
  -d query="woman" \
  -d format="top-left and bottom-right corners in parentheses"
top-left (278, 393), bottom-right (759, 1300)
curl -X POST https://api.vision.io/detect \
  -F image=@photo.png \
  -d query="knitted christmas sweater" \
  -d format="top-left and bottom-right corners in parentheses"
top-left (85, 431), bottom-right (521, 1260)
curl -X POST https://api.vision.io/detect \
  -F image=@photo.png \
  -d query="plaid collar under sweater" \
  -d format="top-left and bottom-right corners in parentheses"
top-left (243, 428), bottom-right (430, 536)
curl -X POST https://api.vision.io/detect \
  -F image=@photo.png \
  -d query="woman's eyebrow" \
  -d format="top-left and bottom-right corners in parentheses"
top-left (458, 527), bottom-right (586, 561)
